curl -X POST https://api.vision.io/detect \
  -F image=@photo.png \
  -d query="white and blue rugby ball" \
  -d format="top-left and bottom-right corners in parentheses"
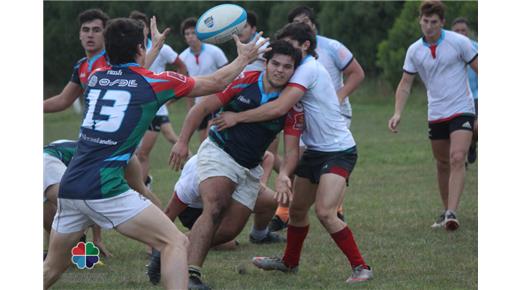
top-left (195, 4), bottom-right (247, 44)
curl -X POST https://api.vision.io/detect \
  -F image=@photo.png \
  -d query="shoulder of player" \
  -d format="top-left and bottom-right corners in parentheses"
top-left (204, 43), bottom-right (225, 54)
top-left (73, 56), bottom-right (88, 68)
top-left (317, 34), bottom-right (343, 48)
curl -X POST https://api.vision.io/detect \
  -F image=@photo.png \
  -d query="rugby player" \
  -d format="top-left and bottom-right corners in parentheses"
top-left (388, 1), bottom-right (478, 231)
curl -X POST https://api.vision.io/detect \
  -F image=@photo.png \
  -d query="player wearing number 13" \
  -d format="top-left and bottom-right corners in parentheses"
top-left (44, 18), bottom-right (268, 290)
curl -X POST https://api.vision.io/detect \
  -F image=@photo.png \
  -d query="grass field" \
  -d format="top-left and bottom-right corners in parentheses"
top-left (44, 80), bottom-right (477, 289)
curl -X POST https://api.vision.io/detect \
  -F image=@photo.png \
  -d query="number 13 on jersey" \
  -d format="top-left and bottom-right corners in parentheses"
top-left (81, 89), bottom-right (131, 133)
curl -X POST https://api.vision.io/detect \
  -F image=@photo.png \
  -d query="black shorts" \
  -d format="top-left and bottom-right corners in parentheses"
top-left (178, 207), bottom-right (203, 230)
top-left (295, 147), bottom-right (357, 184)
top-left (147, 115), bottom-right (170, 132)
top-left (428, 114), bottom-right (475, 140)
top-left (474, 99), bottom-right (478, 117)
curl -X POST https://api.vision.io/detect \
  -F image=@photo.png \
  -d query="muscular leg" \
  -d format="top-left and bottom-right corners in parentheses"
top-left (253, 185), bottom-right (278, 230)
top-left (431, 139), bottom-right (450, 209)
top-left (447, 130), bottom-right (473, 211)
top-left (44, 184), bottom-right (59, 233)
top-left (314, 174), bottom-right (346, 233)
top-left (212, 200), bottom-right (252, 246)
top-left (44, 229), bottom-right (86, 289)
top-left (188, 176), bottom-right (236, 267)
top-left (135, 130), bottom-right (159, 182)
top-left (117, 205), bottom-right (189, 290)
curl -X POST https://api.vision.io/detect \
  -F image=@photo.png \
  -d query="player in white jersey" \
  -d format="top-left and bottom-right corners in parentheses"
top-left (179, 17), bottom-right (229, 143)
top-left (239, 11), bottom-right (270, 72)
top-left (388, 1), bottom-right (478, 231)
top-left (129, 11), bottom-right (189, 189)
top-left (213, 22), bottom-right (373, 285)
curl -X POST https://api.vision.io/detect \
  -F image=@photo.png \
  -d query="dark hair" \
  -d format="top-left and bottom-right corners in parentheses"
top-left (451, 16), bottom-right (469, 27)
top-left (246, 11), bottom-right (258, 28)
top-left (275, 22), bottom-right (317, 58)
top-left (78, 8), bottom-right (109, 28)
top-left (104, 18), bottom-right (145, 64)
top-left (129, 10), bottom-right (149, 29)
top-left (420, 1), bottom-right (446, 20)
top-left (287, 5), bottom-right (316, 24)
top-left (264, 40), bottom-right (302, 68)
top-left (181, 17), bottom-right (197, 35)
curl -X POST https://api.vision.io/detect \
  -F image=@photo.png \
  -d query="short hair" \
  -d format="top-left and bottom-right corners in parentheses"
top-left (451, 16), bottom-right (469, 27)
top-left (181, 17), bottom-right (197, 35)
top-left (246, 11), bottom-right (258, 28)
top-left (129, 10), bottom-right (149, 29)
top-left (78, 8), bottom-right (109, 28)
top-left (104, 18), bottom-right (145, 65)
top-left (419, 1), bottom-right (446, 20)
top-left (287, 5), bottom-right (316, 24)
top-left (275, 22), bottom-right (317, 58)
top-left (263, 40), bottom-right (302, 68)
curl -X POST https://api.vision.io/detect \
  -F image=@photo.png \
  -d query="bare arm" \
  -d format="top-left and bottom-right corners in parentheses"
top-left (160, 123), bottom-right (180, 145)
top-left (274, 134), bottom-right (300, 203)
top-left (169, 96), bottom-right (224, 170)
top-left (388, 72), bottom-right (415, 133)
top-left (172, 57), bottom-right (189, 76)
top-left (124, 155), bottom-right (162, 208)
top-left (337, 58), bottom-right (365, 103)
top-left (469, 56), bottom-right (478, 74)
top-left (185, 33), bottom-right (269, 98)
top-left (212, 86), bottom-right (305, 130)
top-left (43, 82), bottom-right (83, 113)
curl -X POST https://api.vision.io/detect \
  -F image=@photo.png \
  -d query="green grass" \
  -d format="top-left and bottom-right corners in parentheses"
top-left (44, 80), bottom-right (477, 289)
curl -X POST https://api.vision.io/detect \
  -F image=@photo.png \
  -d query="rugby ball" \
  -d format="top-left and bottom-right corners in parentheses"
top-left (196, 4), bottom-right (247, 44)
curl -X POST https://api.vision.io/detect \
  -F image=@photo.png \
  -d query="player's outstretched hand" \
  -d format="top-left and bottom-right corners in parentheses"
top-left (169, 141), bottom-right (189, 171)
top-left (150, 16), bottom-right (171, 49)
top-left (233, 31), bottom-right (271, 64)
top-left (212, 111), bottom-right (239, 131)
top-left (274, 174), bottom-right (293, 204)
top-left (388, 114), bottom-right (401, 133)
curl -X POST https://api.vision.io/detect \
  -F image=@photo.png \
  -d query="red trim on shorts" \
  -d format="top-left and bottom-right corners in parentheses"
top-left (428, 113), bottom-right (465, 124)
top-left (329, 166), bottom-right (349, 178)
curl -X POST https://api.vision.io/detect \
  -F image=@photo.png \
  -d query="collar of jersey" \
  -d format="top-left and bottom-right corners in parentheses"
top-left (111, 62), bottom-right (140, 68)
top-left (190, 43), bottom-right (205, 55)
top-left (422, 29), bottom-right (445, 47)
top-left (258, 71), bottom-right (280, 104)
top-left (87, 50), bottom-right (106, 71)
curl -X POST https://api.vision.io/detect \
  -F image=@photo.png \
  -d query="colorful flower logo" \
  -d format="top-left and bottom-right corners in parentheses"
top-left (71, 242), bottom-right (100, 269)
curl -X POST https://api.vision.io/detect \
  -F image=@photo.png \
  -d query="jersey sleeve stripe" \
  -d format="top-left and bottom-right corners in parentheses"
top-left (467, 53), bottom-right (478, 65)
top-left (287, 83), bottom-right (307, 92)
top-left (403, 69), bottom-right (417, 75)
top-left (340, 57), bottom-right (354, 71)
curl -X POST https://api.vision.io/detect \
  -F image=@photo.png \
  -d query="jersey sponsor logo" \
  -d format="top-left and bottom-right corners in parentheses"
top-left (165, 71), bottom-right (188, 83)
top-left (293, 112), bottom-right (305, 130)
top-left (88, 75), bottom-right (98, 87)
top-left (98, 78), bottom-right (138, 88)
top-left (107, 70), bottom-right (123, 76)
top-left (292, 101), bottom-right (304, 112)
top-left (204, 16), bottom-right (214, 28)
top-left (80, 72), bottom-right (86, 78)
top-left (237, 95), bottom-right (251, 105)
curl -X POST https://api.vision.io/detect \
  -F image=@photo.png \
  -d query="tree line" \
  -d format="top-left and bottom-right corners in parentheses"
top-left (44, 1), bottom-right (477, 89)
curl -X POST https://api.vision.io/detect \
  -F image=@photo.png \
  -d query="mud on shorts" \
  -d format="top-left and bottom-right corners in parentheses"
top-left (295, 146), bottom-right (357, 185)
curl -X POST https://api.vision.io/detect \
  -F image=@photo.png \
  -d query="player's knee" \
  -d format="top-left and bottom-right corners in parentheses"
top-left (314, 207), bottom-right (335, 225)
top-left (166, 230), bottom-right (189, 251)
top-left (450, 150), bottom-right (466, 167)
top-left (436, 158), bottom-right (450, 169)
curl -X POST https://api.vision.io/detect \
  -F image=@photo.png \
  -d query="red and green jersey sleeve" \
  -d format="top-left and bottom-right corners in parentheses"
top-left (132, 67), bottom-right (196, 104)
top-left (216, 71), bottom-right (261, 104)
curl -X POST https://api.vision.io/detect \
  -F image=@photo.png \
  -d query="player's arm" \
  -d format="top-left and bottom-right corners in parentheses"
top-left (171, 56), bottom-right (188, 76)
top-left (43, 82), bottom-right (83, 113)
top-left (213, 86), bottom-right (305, 131)
top-left (388, 72), bottom-right (415, 133)
top-left (337, 58), bottom-right (365, 103)
top-left (184, 34), bottom-right (269, 98)
top-left (169, 95), bottom-right (224, 171)
top-left (124, 155), bottom-right (162, 208)
top-left (469, 56), bottom-right (478, 74)
top-left (274, 134), bottom-right (300, 204)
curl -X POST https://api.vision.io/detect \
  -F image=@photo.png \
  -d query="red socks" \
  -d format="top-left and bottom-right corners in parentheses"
top-left (282, 224), bottom-right (309, 268)
top-left (330, 226), bottom-right (367, 269)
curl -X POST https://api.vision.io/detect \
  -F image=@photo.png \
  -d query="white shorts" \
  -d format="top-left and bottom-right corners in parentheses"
top-left (44, 153), bottom-right (67, 200)
top-left (52, 189), bottom-right (151, 233)
top-left (196, 139), bottom-right (263, 210)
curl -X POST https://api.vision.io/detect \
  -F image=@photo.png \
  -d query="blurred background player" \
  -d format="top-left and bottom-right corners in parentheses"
top-left (129, 11), bottom-right (188, 189)
top-left (146, 153), bottom-right (283, 285)
top-left (388, 1), bottom-right (478, 231)
top-left (452, 16), bottom-right (478, 165)
top-left (179, 17), bottom-right (229, 144)
top-left (239, 10), bottom-right (270, 72)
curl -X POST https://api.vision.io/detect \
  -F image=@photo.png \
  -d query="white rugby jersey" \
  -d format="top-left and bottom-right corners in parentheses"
top-left (288, 55), bottom-right (355, 152)
top-left (244, 33), bottom-right (269, 72)
top-left (146, 40), bottom-right (180, 116)
top-left (316, 35), bottom-right (354, 120)
top-left (174, 155), bottom-right (203, 208)
top-left (403, 30), bottom-right (477, 122)
top-left (180, 43), bottom-right (228, 103)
